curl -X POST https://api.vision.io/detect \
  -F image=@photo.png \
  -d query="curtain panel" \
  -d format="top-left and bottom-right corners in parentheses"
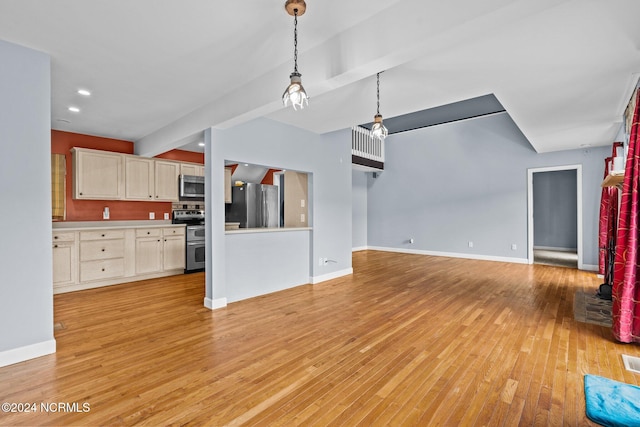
top-left (612, 91), bottom-right (640, 343)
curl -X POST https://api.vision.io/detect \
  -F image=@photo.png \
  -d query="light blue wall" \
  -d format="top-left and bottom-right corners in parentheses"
top-left (0, 40), bottom-right (55, 365)
top-left (533, 170), bottom-right (578, 250)
top-left (352, 170), bottom-right (368, 249)
top-left (366, 112), bottom-right (608, 267)
top-left (205, 118), bottom-right (352, 306)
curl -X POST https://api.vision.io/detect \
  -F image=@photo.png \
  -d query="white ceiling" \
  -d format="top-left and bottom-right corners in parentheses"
top-left (1, 0), bottom-right (639, 155)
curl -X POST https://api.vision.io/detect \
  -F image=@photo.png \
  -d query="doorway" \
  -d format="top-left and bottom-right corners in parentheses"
top-left (527, 165), bottom-right (582, 269)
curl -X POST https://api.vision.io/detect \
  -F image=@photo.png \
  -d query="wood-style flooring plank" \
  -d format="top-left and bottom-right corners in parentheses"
top-left (1, 251), bottom-right (639, 426)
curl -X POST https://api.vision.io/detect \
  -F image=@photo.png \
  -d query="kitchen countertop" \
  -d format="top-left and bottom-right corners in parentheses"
top-left (52, 220), bottom-right (183, 231)
top-left (225, 227), bottom-right (312, 235)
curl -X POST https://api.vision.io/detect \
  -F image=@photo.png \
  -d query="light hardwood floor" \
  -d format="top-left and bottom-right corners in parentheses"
top-left (1, 251), bottom-right (639, 426)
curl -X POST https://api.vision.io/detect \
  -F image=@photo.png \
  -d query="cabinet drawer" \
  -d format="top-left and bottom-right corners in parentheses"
top-left (80, 239), bottom-right (125, 261)
top-left (163, 227), bottom-right (185, 237)
top-left (53, 231), bottom-right (75, 242)
top-left (80, 229), bottom-right (126, 241)
top-left (136, 228), bottom-right (162, 238)
top-left (80, 259), bottom-right (125, 282)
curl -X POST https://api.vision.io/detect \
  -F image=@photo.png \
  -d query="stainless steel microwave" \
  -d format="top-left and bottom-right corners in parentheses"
top-left (179, 174), bottom-right (205, 201)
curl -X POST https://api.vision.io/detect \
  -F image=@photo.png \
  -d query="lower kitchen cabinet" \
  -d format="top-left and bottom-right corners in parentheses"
top-left (52, 231), bottom-right (78, 288)
top-left (52, 224), bottom-right (186, 294)
top-left (163, 229), bottom-right (185, 270)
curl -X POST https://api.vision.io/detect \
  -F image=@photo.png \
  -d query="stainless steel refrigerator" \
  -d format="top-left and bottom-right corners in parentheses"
top-left (225, 183), bottom-right (279, 228)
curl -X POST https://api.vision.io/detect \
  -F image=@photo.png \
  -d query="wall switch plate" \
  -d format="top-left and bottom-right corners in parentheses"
top-left (468, 241), bottom-right (473, 248)
top-left (149, 212), bottom-right (155, 220)
top-left (301, 199), bottom-right (305, 208)
top-left (164, 213), bottom-right (170, 220)
top-left (103, 207), bottom-right (110, 220)
top-left (300, 213), bottom-right (305, 223)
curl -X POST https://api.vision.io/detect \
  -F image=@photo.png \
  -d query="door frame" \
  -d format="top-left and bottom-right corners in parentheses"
top-left (527, 164), bottom-right (583, 269)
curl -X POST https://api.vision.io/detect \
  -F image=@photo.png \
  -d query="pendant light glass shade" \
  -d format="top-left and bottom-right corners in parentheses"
top-left (371, 72), bottom-right (387, 140)
top-left (283, 1), bottom-right (308, 110)
top-left (283, 72), bottom-right (308, 110)
top-left (371, 114), bottom-right (388, 140)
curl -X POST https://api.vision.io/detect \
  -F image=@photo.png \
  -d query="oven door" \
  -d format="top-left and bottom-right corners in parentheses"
top-left (186, 241), bottom-right (205, 272)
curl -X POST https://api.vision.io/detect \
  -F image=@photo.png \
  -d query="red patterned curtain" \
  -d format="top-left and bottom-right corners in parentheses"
top-left (598, 156), bottom-right (618, 275)
top-left (612, 91), bottom-right (640, 343)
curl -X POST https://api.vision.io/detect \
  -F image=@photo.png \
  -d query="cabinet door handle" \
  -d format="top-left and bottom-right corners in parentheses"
top-left (101, 234), bottom-right (105, 237)
top-left (102, 268), bottom-right (105, 272)
top-left (54, 236), bottom-right (59, 239)
top-left (101, 248), bottom-right (105, 252)
top-left (158, 240), bottom-right (161, 242)
top-left (147, 231), bottom-right (150, 235)
top-left (54, 244), bottom-right (58, 248)
top-left (149, 195), bottom-right (152, 198)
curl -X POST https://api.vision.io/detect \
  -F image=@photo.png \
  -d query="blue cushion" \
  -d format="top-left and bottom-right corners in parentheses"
top-left (584, 374), bottom-right (640, 427)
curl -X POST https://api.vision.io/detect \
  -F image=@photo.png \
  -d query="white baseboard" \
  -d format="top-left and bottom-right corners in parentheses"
top-left (352, 246), bottom-right (368, 252)
top-left (311, 268), bottom-right (353, 284)
top-left (366, 246), bottom-right (529, 265)
top-left (533, 246), bottom-right (577, 252)
top-left (0, 339), bottom-right (56, 368)
top-left (204, 297), bottom-right (227, 310)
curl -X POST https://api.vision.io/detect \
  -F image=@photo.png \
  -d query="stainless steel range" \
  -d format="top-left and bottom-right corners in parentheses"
top-left (172, 209), bottom-right (205, 273)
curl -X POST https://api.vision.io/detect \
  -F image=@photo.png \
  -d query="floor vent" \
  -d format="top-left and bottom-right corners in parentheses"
top-left (622, 354), bottom-right (640, 374)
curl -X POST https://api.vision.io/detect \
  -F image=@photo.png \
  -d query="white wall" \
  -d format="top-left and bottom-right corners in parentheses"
top-left (204, 118), bottom-right (352, 308)
top-left (366, 112), bottom-right (608, 267)
top-left (0, 40), bottom-right (55, 366)
top-left (352, 170), bottom-right (368, 250)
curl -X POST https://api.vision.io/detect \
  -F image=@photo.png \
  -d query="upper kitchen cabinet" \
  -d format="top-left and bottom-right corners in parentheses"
top-left (181, 163), bottom-right (205, 177)
top-left (72, 148), bottom-right (124, 200)
top-left (154, 160), bottom-right (180, 202)
top-left (124, 156), bottom-right (154, 200)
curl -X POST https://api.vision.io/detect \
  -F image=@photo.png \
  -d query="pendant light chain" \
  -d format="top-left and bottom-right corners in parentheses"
top-left (293, 10), bottom-right (299, 74)
top-left (376, 72), bottom-right (381, 115)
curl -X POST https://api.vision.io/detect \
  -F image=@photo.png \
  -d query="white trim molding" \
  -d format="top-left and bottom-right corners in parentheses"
top-left (311, 268), bottom-right (353, 284)
top-left (0, 339), bottom-right (56, 368)
top-left (527, 164), bottom-right (583, 269)
top-left (367, 246), bottom-right (529, 264)
top-left (204, 297), bottom-right (228, 310)
top-left (352, 246), bottom-right (368, 252)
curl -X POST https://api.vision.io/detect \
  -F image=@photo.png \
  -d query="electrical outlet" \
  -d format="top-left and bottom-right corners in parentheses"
top-left (323, 258), bottom-right (329, 265)
top-left (409, 238), bottom-right (414, 244)
top-left (164, 213), bottom-right (170, 220)
top-left (468, 241), bottom-right (473, 248)
top-left (511, 244), bottom-right (517, 250)
top-left (318, 257), bottom-right (324, 266)
top-left (103, 207), bottom-right (110, 220)
top-left (149, 212), bottom-right (155, 220)
top-left (300, 199), bottom-right (305, 208)
top-left (300, 213), bottom-right (305, 223)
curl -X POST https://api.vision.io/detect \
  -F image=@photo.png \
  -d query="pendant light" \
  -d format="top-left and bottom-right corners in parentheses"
top-left (282, 0), bottom-right (308, 110)
top-left (371, 72), bottom-right (388, 140)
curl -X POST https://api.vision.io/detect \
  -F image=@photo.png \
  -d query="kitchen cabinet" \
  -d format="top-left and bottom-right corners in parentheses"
top-left (181, 163), bottom-right (205, 177)
top-left (72, 148), bottom-right (124, 199)
top-left (155, 160), bottom-right (180, 201)
top-left (163, 227), bottom-right (185, 270)
top-left (225, 167), bottom-right (232, 203)
top-left (125, 156), bottom-right (155, 200)
top-left (79, 229), bottom-right (126, 282)
top-left (135, 226), bottom-right (185, 274)
top-left (135, 228), bottom-right (163, 274)
top-left (52, 223), bottom-right (186, 294)
top-left (52, 231), bottom-right (77, 288)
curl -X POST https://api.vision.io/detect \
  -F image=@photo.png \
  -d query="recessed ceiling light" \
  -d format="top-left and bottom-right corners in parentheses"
top-left (68, 106), bottom-right (80, 113)
top-left (198, 142), bottom-right (205, 147)
top-left (77, 89), bottom-right (91, 96)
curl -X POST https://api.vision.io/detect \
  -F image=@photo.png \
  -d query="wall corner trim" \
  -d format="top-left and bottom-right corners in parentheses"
top-left (204, 297), bottom-right (228, 310)
top-left (310, 268), bottom-right (353, 284)
top-left (0, 339), bottom-right (56, 368)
